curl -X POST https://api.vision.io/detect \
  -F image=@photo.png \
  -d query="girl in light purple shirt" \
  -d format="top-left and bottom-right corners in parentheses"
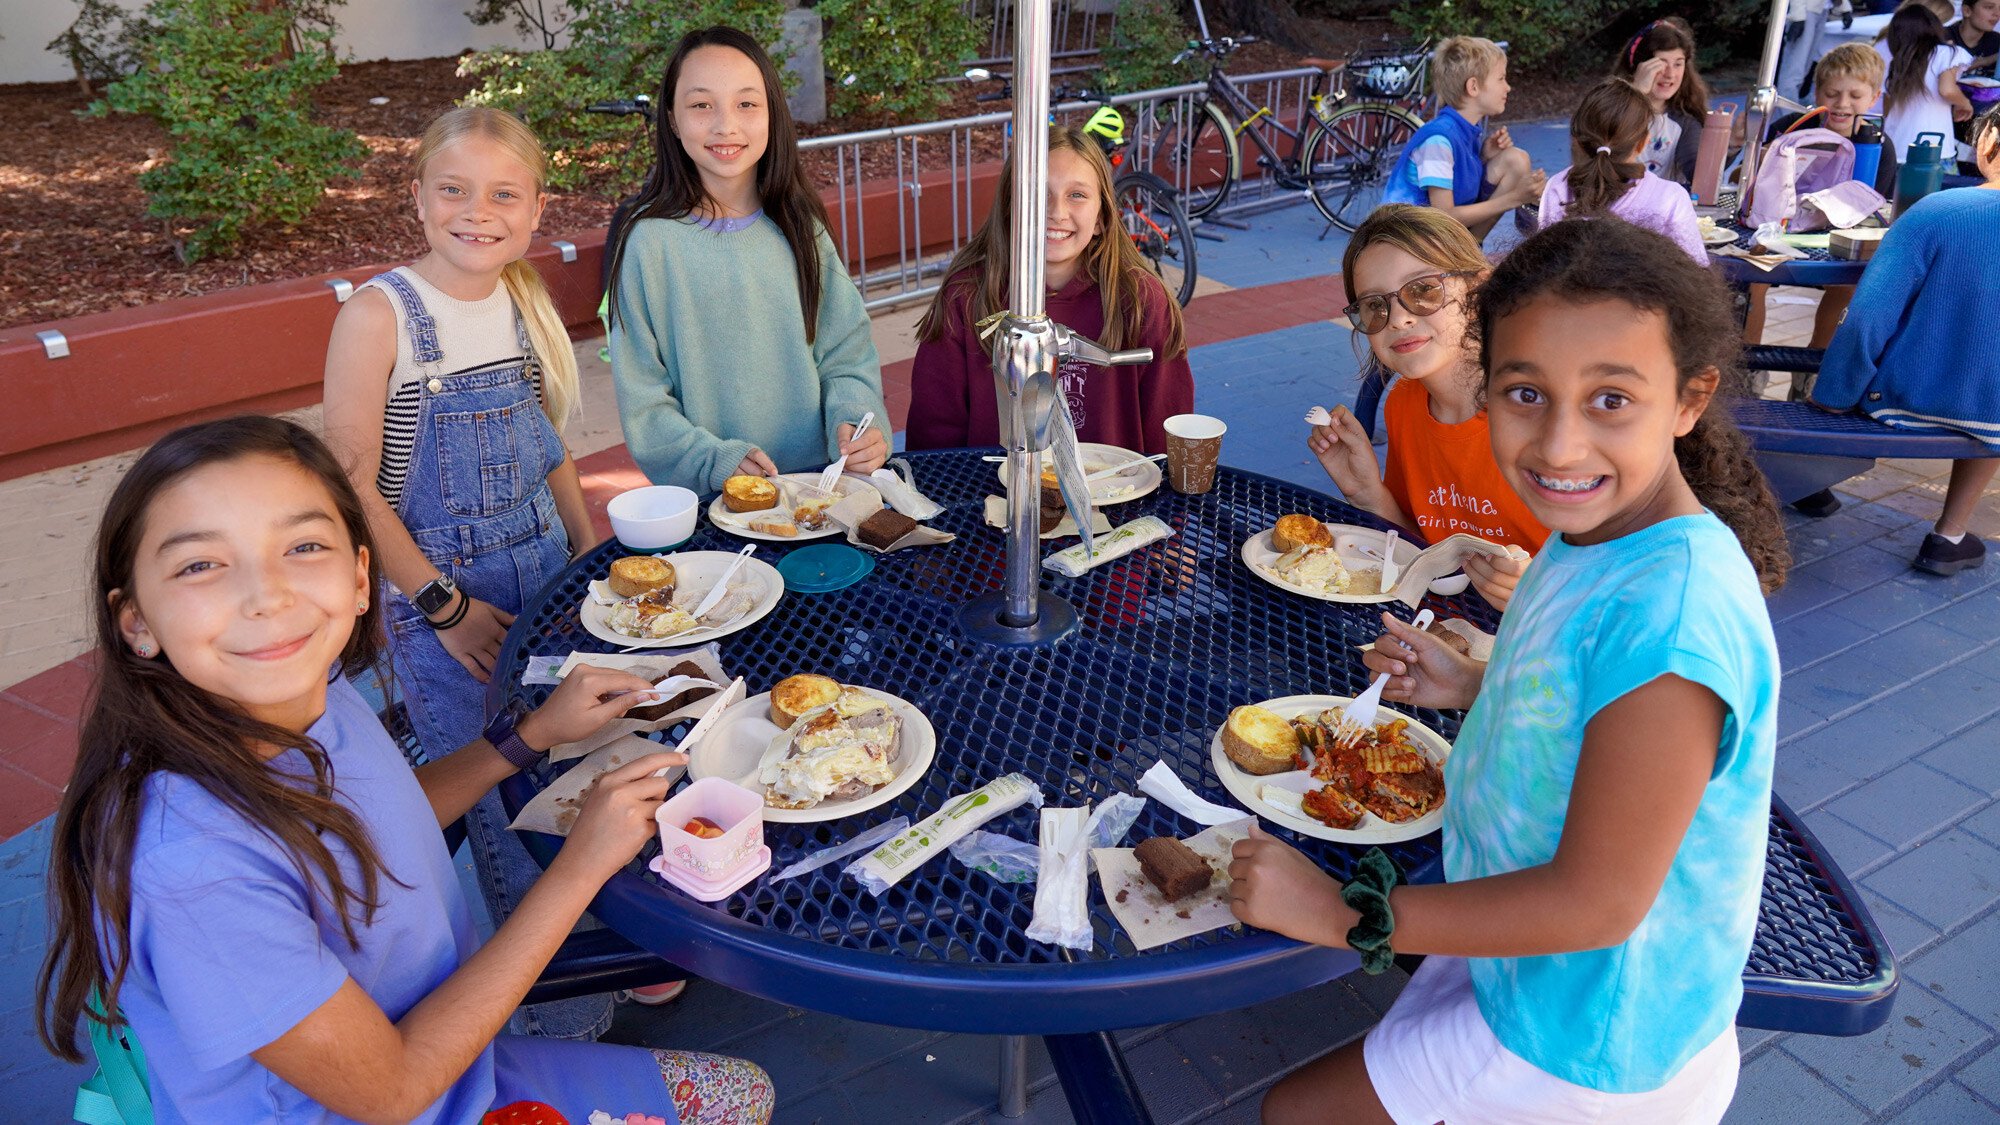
top-left (1539, 78), bottom-right (1708, 264)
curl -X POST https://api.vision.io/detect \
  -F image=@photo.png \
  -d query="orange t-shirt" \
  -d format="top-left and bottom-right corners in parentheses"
top-left (1379, 378), bottom-right (1550, 552)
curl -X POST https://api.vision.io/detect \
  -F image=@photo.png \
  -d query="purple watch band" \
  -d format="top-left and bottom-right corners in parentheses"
top-left (483, 706), bottom-right (542, 770)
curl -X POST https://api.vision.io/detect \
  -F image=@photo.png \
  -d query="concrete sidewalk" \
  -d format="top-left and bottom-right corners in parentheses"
top-left (2, 187), bottom-right (1997, 1122)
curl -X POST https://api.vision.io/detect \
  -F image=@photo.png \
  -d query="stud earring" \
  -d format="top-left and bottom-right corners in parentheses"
top-left (357, 600), bottom-right (369, 614)
top-left (134, 643), bottom-right (154, 657)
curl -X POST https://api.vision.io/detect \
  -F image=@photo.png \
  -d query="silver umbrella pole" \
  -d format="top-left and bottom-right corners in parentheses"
top-left (990, 0), bottom-right (1152, 629)
top-left (1738, 0), bottom-right (1795, 219)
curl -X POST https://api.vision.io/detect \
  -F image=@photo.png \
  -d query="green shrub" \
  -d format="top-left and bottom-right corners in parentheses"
top-left (1096, 0), bottom-right (1196, 94)
top-left (462, 0), bottom-right (788, 194)
top-left (820, 0), bottom-right (984, 119)
top-left (93, 0), bottom-right (367, 262)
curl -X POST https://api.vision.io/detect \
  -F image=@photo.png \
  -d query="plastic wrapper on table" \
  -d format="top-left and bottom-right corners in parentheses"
top-left (768, 817), bottom-right (909, 883)
top-left (1026, 806), bottom-right (1094, 950)
top-left (846, 773), bottom-right (1043, 896)
top-left (951, 830), bottom-right (1041, 883)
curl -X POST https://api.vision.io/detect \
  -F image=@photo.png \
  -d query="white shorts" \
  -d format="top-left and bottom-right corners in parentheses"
top-left (1363, 955), bottom-right (1739, 1125)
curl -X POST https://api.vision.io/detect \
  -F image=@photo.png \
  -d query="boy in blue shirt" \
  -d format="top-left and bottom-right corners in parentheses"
top-left (1384, 36), bottom-right (1546, 239)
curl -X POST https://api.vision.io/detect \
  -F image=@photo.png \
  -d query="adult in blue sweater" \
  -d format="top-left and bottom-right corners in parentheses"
top-left (1814, 104), bottom-right (2000, 575)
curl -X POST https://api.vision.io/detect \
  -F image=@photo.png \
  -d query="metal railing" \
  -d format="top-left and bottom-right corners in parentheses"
top-left (804, 67), bottom-right (1326, 311)
top-left (966, 0), bottom-right (1116, 65)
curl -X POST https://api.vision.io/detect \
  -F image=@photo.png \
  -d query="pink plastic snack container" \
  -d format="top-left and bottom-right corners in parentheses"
top-left (649, 777), bottom-right (770, 902)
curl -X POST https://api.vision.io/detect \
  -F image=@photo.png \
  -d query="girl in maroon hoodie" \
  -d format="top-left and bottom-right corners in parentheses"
top-left (907, 127), bottom-right (1193, 454)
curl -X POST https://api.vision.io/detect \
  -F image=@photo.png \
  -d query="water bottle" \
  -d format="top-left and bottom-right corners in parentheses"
top-left (1850, 118), bottom-right (1883, 191)
top-left (1893, 132), bottom-right (1945, 218)
top-left (1691, 107), bottom-right (1734, 204)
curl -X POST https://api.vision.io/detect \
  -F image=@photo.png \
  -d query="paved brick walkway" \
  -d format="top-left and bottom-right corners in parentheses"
top-left (2, 186), bottom-right (1997, 1121)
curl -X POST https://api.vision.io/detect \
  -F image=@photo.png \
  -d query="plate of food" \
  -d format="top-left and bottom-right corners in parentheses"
top-left (994, 444), bottom-right (1163, 507)
top-left (1210, 694), bottom-right (1450, 844)
top-left (708, 473), bottom-right (884, 541)
top-left (686, 674), bottom-right (937, 822)
top-left (1239, 514), bottom-right (1424, 604)
top-left (1697, 216), bottom-right (1739, 247)
top-left (577, 551), bottom-right (784, 648)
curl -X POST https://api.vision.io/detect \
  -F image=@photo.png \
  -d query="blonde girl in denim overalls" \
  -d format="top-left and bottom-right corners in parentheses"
top-left (323, 106), bottom-right (644, 1040)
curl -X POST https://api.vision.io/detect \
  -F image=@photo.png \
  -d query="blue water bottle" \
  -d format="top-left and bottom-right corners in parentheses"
top-left (1893, 132), bottom-right (1945, 218)
top-left (1850, 118), bottom-right (1883, 192)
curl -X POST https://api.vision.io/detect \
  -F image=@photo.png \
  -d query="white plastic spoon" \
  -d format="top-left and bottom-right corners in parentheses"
top-left (1380, 529), bottom-right (1401, 592)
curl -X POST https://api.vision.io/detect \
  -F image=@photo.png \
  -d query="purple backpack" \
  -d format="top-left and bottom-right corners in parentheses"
top-left (1746, 128), bottom-right (1856, 228)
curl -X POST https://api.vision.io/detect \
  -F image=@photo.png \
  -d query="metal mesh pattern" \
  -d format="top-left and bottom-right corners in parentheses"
top-left (497, 452), bottom-right (1478, 970)
top-left (1746, 799), bottom-right (1881, 986)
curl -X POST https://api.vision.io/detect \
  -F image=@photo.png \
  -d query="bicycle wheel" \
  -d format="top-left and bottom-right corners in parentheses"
top-left (1150, 98), bottom-right (1238, 220)
top-left (1114, 170), bottom-right (1198, 307)
top-left (1302, 102), bottom-right (1424, 232)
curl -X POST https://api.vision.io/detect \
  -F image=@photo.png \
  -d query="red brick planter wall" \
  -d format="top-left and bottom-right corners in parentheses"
top-left (0, 162), bottom-right (1006, 482)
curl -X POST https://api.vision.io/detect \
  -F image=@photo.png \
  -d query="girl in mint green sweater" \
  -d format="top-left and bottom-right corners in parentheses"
top-left (607, 27), bottom-right (888, 492)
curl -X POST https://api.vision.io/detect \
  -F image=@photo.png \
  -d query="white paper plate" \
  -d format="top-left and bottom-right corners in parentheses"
top-left (1209, 694), bottom-right (1451, 844)
top-left (707, 474), bottom-right (884, 542)
top-left (1701, 226), bottom-right (1740, 247)
top-left (993, 443), bottom-right (1163, 507)
top-left (687, 689), bottom-right (937, 822)
top-left (1239, 524), bottom-right (1424, 605)
top-left (577, 551), bottom-right (784, 648)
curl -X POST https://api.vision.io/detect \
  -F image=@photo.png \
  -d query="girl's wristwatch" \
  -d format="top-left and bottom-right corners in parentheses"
top-left (482, 703), bottom-right (543, 770)
top-left (412, 574), bottom-right (457, 618)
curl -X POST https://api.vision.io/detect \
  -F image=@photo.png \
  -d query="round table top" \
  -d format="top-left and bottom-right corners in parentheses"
top-left (1709, 219), bottom-right (1868, 288)
top-left (493, 449), bottom-right (1493, 1035)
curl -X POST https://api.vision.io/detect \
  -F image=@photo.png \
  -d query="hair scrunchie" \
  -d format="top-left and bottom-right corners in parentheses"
top-left (1596, 145), bottom-right (1614, 155)
top-left (1341, 847), bottom-right (1406, 974)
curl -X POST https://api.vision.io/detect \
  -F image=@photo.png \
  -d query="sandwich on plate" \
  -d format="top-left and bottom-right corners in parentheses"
top-left (758, 677), bottom-right (903, 810)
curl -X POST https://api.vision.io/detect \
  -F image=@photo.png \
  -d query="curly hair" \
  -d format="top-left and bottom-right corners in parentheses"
top-left (1474, 219), bottom-right (1791, 592)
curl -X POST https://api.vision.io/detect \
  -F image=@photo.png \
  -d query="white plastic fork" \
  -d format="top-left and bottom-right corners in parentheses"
top-left (816, 410), bottom-right (876, 493)
top-left (1339, 608), bottom-right (1434, 748)
top-left (1084, 453), bottom-right (1165, 481)
top-left (1379, 529), bottom-right (1401, 592)
top-left (690, 543), bottom-right (756, 621)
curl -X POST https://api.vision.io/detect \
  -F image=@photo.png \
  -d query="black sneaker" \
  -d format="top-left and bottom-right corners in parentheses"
top-left (1914, 532), bottom-right (1988, 576)
top-left (1790, 489), bottom-right (1842, 518)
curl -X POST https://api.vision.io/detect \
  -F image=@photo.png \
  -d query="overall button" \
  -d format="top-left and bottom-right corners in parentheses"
top-left (427, 378), bottom-right (443, 393)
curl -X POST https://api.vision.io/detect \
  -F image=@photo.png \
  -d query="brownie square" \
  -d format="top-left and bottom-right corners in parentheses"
top-left (857, 508), bottom-right (919, 550)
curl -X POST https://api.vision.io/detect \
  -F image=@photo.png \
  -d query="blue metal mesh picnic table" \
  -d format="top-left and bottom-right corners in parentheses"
top-left (1712, 220), bottom-right (1868, 288)
top-left (493, 449), bottom-right (1895, 1039)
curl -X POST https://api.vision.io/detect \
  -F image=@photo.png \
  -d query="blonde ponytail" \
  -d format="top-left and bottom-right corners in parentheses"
top-left (414, 106), bottom-right (578, 431)
top-left (500, 259), bottom-right (579, 430)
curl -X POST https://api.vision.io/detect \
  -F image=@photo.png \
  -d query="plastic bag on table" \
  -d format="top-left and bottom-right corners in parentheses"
top-left (950, 830), bottom-right (1041, 883)
top-left (1025, 806), bottom-right (1094, 950)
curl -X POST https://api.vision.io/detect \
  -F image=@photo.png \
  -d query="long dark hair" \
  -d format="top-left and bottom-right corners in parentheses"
top-left (915, 126), bottom-right (1187, 358)
top-left (38, 416), bottom-right (391, 1062)
top-left (1885, 3), bottom-right (1950, 114)
top-left (1567, 79), bottom-right (1654, 217)
top-left (1475, 220), bottom-right (1791, 592)
top-left (1612, 17), bottom-right (1711, 123)
top-left (605, 26), bottom-right (831, 343)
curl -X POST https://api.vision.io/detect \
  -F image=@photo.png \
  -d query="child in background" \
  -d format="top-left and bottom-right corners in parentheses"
top-left (1883, 1), bottom-right (1974, 163)
top-left (1946, 0), bottom-right (2000, 171)
top-left (321, 106), bottom-right (649, 1037)
top-left (1613, 18), bottom-right (1715, 185)
top-left (1237, 218), bottom-right (1788, 1125)
top-left (1872, 0), bottom-right (1958, 113)
top-left (1306, 206), bottom-right (1543, 610)
top-left (1744, 44), bottom-right (1887, 351)
top-left (1381, 37), bottom-right (1545, 241)
top-left (907, 126), bottom-right (1192, 454)
top-left (1538, 78), bottom-right (1706, 263)
top-left (609, 26), bottom-right (888, 492)
top-left (37, 416), bottom-right (773, 1125)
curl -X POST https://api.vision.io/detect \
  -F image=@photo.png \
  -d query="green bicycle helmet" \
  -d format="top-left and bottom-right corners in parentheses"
top-left (1081, 105), bottom-right (1126, 146)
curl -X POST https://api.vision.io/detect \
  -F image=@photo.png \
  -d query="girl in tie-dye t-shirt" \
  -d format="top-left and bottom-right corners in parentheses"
top-left (1229, 218), bottom-right (1790, 1124)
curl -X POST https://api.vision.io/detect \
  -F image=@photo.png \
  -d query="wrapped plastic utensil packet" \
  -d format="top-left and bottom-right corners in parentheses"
top-left (768, 817), bottom-right (909, 883)
top-left (846, 773), bottom-right (1042, 896)
top-left (870, 459), bottom-right (945, 520)
top-left (951, 793), bottom-right (1146, 883)
top-left (1025, 806), bottom-right (1094, 950)
top-left (950, 830), bottom-right (1042, 883)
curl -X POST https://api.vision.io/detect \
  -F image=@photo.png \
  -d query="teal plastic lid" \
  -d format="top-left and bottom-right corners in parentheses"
top-left (777, 543), bottom-right (875, 593)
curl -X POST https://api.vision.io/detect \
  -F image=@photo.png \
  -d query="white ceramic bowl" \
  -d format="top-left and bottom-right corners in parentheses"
top-left (608, 485), bottom-right (698, 551)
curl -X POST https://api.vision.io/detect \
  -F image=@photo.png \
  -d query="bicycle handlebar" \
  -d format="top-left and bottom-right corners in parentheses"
top-left (586, 97), bottom-right (651, 117)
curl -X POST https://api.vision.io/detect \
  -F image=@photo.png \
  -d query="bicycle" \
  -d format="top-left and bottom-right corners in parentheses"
top-left (1149, 33), bottom-right (1433, 231)
top-left (969, 70), bottom-right (1200, 307)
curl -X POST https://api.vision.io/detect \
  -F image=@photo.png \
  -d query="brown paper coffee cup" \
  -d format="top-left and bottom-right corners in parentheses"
top-left (1164, 414), bottom-right (1227, 494)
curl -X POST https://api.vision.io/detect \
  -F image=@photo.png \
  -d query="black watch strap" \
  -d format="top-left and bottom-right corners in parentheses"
top-left (482, 704), bottom-right (542, 770)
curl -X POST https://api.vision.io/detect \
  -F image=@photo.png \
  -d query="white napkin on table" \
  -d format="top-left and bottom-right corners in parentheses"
top-left (1138, 760), bottom-right (1246, 826)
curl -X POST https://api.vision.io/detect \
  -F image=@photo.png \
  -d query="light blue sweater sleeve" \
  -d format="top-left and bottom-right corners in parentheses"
top-left (1813, 209), bottom-right (1931, 411)
top-left (608, 223), bottom-right (755, 490)
top-left (810, 228), bottom-right (890, 456)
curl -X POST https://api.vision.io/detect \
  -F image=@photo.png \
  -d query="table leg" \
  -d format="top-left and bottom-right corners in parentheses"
top-left (999, 1035), bottom-right (1030, 1118)
top-left (1044, 1032), bottom-right (1157, 1125)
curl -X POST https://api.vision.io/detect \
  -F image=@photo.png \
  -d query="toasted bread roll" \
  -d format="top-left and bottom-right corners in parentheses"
top-left (1221, 704), bottom-right (1300, 775)
top-left (1271, 514), bottom-right (1332, 553)
top-left (723, 474), bottom-right (780, 513)
top-left (608, 555), bottom-right (676, 599)
top-left (770, 673), bottom-right (842, 728)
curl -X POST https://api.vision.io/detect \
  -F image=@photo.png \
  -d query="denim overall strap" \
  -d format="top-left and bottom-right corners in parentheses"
top-left (370, 269), bottom-right (445, 379)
